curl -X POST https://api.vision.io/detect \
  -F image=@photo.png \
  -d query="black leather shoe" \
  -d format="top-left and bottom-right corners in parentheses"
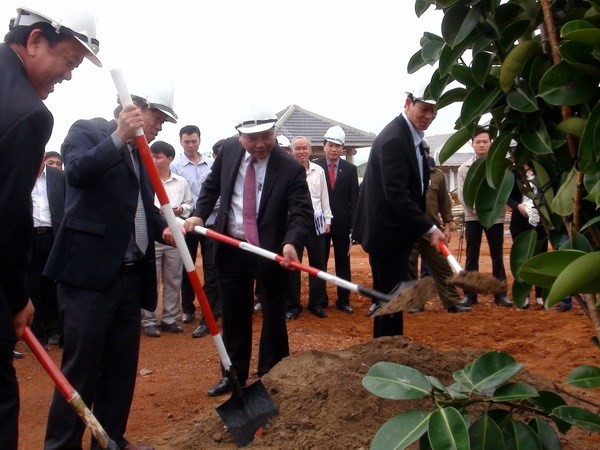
top-left (408, 307), bottom-right (425, 313)
top-left (192, 323), bottom-right (209, 338)
top-left (207, 378), bottom-right (232, 397)
top-left (143, 325), bottom-right (161, 337)
top-left (48, 334), bottom-right (60, 346)
top-left (182, 313), bottom-right (195, 324)
top-left (494, 295), bottom-right (513, 307)
top-left (447, 304), bottom-right (472, 313)
top-left (285, 310), bottom-right (300, 320)
top-left (309, 306), bottom-right (327, 318)
top-left (337, 303), bottom-right (354, 314)
top-left (160, 322), bottom-right (183, 333)
top-left (460, 296), bottom-right (478, 307)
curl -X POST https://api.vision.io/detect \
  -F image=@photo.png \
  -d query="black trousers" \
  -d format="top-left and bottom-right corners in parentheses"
top-left (198, 235), bottom-right (221, 324)
top-left (181, 232), bottom-right (201, 315)
top-left (0, 288), bottom-right (19, 450)
top-left (27, 231), bottom-right (60, 345)
top-left (464, 221), bottom-right (507, 298)
top-left (369, 246), bottom-right (412, 338)
top-left (45, 269), bottom-right (142, 450)
top-left (217, 244), bottom-right (288, 383)
top-left (286, 231), bottom-right (328, 312)
top-left (324, 232), bottom-right (352, 305)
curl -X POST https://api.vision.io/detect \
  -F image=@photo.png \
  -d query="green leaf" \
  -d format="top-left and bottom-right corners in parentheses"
top-left (485, 132), bottom-right (513, 188)
top-left (500, 20), bottom-right (534, 48)
top-left (502, 417), bottom-right (540, 449)
top-left (450, 64), bottom-right (477, 88)
top-left (463, 157), bottom-right (487, 210)
top-left (362, 361), bottom-right (431, 400)
top-left (408, 48), bottom-right (428, 74)
top-left (538, 61), bottom-right (599, 106)
top-left (567, 365), bottom-right (600, 389)
top-left (552, 406), bottom-right (600, 432)
top-left (581, 215), bottom-right (600, 231)
top-left (559, 231), bottom-right (593, 252)
top-left (557, 117), bottom-right (587, 138)
top-left (510, 229), bottom-right (537, 283)
top-left (439, 127), bottom-right (472, 165)
top-left (499, 40), bottom-right (540, 92)
top-left (470, 351), bottom-right (524, 391)
top-left (442, 5), bottom-right (481, 48)
top-left (428, 407), bottom-right (470, 450)
top-left (531, 160), bottom-right (554, 208)
top-left (529, 417), bottom-right (561, 450)
top-left (579, 104), bottom-right (600, 175)
top-left (469, 414), bottom-right (504, 450)
top-left (547, 252), bottom-right (600, 305)
top-left (561, 20), bottom-right (600, 47)
top-left (512, 280), bottom-right (532, 309)
top-left (438, 33), bottom-right (478, 77)
top-left (518, 250), bottom-right (585, 289)
top-left (529, 390), bottom-right (571, 434)
top-left (560, 40), bottom-right (597, 66)
top-left (423, 37), bottom-right (446, 65)
top-left (437, 87), bottom-right (468, 110)
top-left (460, 86), bottom-right (502, 126)
top-left (415, 0), bottom-right (434, 17)
top-left (521, 120), bottom-right (553, 155)
top-left (506, 79), bottom-right (540, 112)
top-left (491, 382), bottom-right (539, 401)
top-left (371, 410), bottom-right (430, 450)
top-left (472, 51), bottom-right (494, 87)
top-left (475, 169), bottom-right (514, 229)
top-left (429, 69), bottom-right (452, 101)
top-left (453, 369), bottom-right (476, 390)
top-left (551, 167), bottom-right (577, 216)
top-left (426, 375), bottom-right (449, 393)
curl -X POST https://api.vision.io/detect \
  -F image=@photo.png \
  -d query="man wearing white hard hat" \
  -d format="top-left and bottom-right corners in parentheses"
top-left (185, 105), bottom-right (313, 397)
top-left (43, 85), bottom-right (178, 450)
top-left (0, 2), bottom-right (101, 448)
top-left (353, 88), bottom-right (446, 338)
top-left (315, 125), bottom-right (359, 314)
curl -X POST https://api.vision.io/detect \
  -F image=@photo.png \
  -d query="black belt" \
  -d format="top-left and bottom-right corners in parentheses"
top-left (34, 227), bottom-right (53, 235)
top-left (121, 261), bottom-right (141, 273)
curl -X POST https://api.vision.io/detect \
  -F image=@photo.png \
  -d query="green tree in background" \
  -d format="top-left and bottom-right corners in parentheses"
top-left (410, 0), bottom-right (600, 335)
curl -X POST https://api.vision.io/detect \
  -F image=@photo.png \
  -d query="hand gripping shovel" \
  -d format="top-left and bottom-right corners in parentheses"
top-left (22, 328), bottom-right (119, 450)
top-left (178, 219), bottom-right (398, 305)
top-left (110, 69), bottom-right (276, 447)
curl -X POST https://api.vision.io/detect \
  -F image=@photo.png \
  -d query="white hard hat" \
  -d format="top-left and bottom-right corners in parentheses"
top-left (11, 2), bottom-right (101, 67)
top-left (276, 135), bottom-right (291, 148)
top-left (235, 104), bottom-right (277, 134)
top-left (131, 83), bottom-right (178, 123)
top-left (324, 125), bottom-right (345, 146)
top-left (407, 85), bottom-right (436, 105)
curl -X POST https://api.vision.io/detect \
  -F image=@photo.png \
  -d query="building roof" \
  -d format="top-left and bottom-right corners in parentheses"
top-left (275, 104), bottom-right (376, 147)
top-left (425, 132), bottom-right (473, 167)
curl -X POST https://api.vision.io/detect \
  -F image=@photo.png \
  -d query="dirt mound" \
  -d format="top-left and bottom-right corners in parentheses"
top-left (151, 337), bottom-right (598, 449)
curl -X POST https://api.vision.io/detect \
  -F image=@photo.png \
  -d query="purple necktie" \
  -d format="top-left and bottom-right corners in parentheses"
top-left (243, 156), bottom-right (260, 246)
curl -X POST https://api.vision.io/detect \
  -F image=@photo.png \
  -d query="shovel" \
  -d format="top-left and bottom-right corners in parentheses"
top-left (110, 69), bottom-right (276, 447)
top-left (178, 218), bottom-right (397, 305)
top-left (22, 328), bottom-right (119, 450)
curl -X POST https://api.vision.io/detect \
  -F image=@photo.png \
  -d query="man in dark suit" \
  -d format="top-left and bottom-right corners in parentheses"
top-left (353, 91), bottom-right (445, 338)
top-left (315, 126), bottom-right (359, 314)
top-left (43, 87), bottom-right (177, 450)
top-left (27, 163), bottom-right (66, 347)
top-left (185, 105), bottom-right (313, 396)
top-left (0, 5), bottom-right (100, 449)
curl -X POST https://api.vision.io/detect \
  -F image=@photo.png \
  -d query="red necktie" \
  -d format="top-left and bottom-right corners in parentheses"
top-left (243, 156), bottom-right (260, 246)
top-left (328, 162), bottom-right (336, 189)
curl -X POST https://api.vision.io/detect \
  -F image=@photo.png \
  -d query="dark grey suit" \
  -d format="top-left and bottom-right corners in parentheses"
top-left (0, 43), bottom-right (53, 450)
top-left (353, 114), bottom-right (433, 337)
top-left (195, 136), bottom-right (313, 383)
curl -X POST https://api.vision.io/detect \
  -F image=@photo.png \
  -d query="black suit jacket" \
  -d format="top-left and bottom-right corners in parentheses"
top-left (194, 136), bottom-right (313, 257)
top-left (353, 114), bottom-right (433, 258)
top-left (0, 43), bottom-right (53, 315)
top-left (314, 156), bottom-right (359, 238)
top-left (45, 166), bottom-right (66, 234)
top-left (44, 118), bottom-right (166, 310)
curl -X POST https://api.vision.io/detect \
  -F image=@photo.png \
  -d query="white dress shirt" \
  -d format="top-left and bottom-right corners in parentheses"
top-left (154, 171), bottom-right (194, 219)
top-left (32, 168), bottom-right (52, 227)
top-left (170, 152), bottom-right (213, 203)
top-left (306, 161), bottom-right (333, 226)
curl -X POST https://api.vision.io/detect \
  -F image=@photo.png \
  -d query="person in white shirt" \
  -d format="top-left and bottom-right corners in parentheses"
top-left (142, 141), bottom-right (194, 337)
top-left (286, 136), bottom-right (333, 319)
top-left (170, 125), bottom-right (214, 326)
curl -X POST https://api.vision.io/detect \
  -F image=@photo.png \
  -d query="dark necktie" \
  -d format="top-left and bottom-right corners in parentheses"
top-left (243, 156), bottom-right (260, 246)
top-left (129, 147), bottom-right (148, 255)
top-left (328, 162), bottom-right (336, 189)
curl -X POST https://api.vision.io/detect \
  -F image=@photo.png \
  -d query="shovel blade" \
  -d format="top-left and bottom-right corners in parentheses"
top-left (216, 380), bottom-right (278, 447)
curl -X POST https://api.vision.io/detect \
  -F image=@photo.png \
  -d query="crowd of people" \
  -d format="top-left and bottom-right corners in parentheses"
top-left (1, 3), bottom-right (569, 450)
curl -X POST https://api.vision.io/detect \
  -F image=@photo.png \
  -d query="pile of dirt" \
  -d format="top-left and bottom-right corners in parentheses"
top-left (151, 337), bottom-right (599, 449)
